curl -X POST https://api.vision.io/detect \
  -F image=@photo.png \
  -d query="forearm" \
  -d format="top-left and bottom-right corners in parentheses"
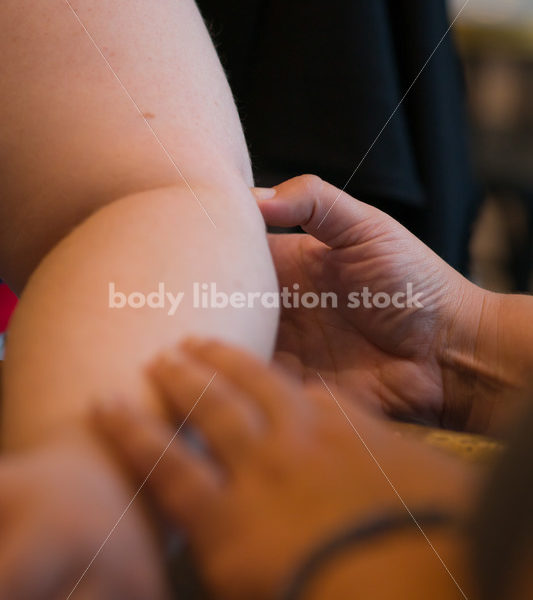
top-left (1, 179), bottom-right (277, 600)
top-left (2, 180), bottom-right (278, 447)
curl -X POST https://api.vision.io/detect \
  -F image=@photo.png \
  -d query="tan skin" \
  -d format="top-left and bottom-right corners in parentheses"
top-left (97, 339), bottom-right (475, 600)
top-left (254, 175), bottom-right (533, 434)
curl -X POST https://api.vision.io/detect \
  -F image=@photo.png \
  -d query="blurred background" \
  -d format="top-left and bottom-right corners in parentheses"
top-left (452, 0), bottom-right (533, 291)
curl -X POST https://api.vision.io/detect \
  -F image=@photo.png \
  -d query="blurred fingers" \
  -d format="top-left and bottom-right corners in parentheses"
top-left (148, 353), bottom-right (264, 469)
top-left (180, 339), bottom-right (308, 429)
top-left (94, 404), bottom-right (219, 527)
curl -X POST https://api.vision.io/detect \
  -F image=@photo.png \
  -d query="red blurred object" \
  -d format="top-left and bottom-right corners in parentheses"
top-left (0, 283), bottom-right (18, 332)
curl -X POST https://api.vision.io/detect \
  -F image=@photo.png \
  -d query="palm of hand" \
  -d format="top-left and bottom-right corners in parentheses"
top-left (269, 227), bottom-right (454, 424)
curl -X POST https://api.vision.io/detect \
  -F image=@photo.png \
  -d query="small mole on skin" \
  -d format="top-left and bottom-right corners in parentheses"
top-left (142, 112), bottom-right (156, 120)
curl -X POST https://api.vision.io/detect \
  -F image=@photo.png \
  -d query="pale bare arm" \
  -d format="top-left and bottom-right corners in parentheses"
top-left (0, 3), bottom-right (277, 595)
top-left (1, 0), bottom-right (278, 442)
top-left (0, 0), bottom-right (255, 290)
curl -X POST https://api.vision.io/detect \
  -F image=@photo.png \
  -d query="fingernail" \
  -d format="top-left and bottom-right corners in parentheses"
top-left (252, 187), bottom-right (277, 201)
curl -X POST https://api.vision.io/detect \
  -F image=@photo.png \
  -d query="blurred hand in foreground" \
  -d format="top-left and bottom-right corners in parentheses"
top-left (97, 338), bottom-right (470, 600)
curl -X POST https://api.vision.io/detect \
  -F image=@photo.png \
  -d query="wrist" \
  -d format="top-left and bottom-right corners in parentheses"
top-left (480, 293), bottom-right (533, 431)
top-left (281, 509), bottom-right (465, 600)
top-left (440, 284), bottom-right (533, 434)
top-left (303, 519), bottom-right (469, 600)
top-left (429, 274), bottom-right (482, 431)
top-left (437, 281), bottom-right (497, 432)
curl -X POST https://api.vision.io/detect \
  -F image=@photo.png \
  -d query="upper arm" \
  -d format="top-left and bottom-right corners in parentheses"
top-left (0, 0), bottom-right (252, 291)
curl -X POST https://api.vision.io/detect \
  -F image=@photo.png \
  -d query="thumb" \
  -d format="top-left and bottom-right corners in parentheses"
top-left (252, 175), bottom-right (384, 248)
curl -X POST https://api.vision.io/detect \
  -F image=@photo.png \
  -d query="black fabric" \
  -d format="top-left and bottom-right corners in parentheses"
top-left (198, 0), bottom-right (479, 271)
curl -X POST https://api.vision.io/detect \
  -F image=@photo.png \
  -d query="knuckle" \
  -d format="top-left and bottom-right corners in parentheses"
top-left (297, 173), bottom-right (323, 195)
